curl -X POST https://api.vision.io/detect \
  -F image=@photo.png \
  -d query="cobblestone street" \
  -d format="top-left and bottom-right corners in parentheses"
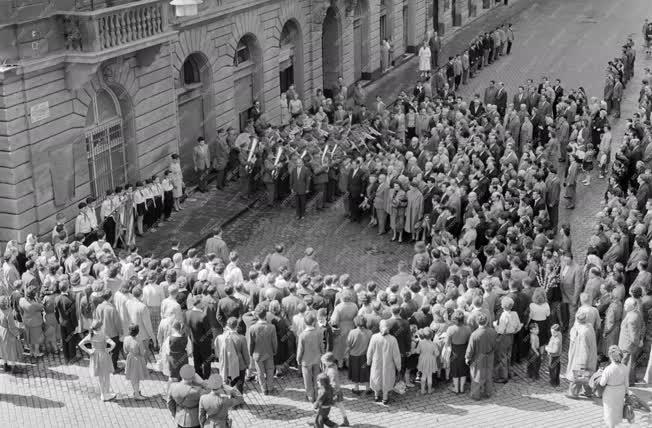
top-left (2, 0), bottom-right (652, 427)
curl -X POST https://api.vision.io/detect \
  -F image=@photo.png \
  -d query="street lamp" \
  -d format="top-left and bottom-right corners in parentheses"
top-left (170, 0), bottom-right (202, 17)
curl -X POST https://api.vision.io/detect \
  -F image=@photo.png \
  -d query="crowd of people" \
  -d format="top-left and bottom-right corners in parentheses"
top-left (2, 20), bottom-right (652, 428)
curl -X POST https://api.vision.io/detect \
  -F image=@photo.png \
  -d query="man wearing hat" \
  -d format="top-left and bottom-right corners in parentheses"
top-left (294, 248), bottom-right (320, 277)
top-left (198, 373), bottom-right (244, 428)
top-left (168, 364), bottom-right (208, 428)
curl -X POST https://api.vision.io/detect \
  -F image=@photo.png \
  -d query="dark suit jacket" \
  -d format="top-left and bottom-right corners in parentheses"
top-left (496, 88), bottom-right (508, 110)
top-left (55, 292), bottom-right (78, 329)
top-left (290, 166), bottom-right (311, 195)
top-left (185, 309), bottom-right (213, 355)
top-left (347, 168), bottom-right (367, 199)
top-left (386, 317), bottom-right (411, 354)
top-left (217, 296), bottom-right (244, 327)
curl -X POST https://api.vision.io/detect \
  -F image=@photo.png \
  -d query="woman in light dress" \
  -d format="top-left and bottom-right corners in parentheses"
top-left (78, 320), bottom-right (116, 401)
top-left (123, 324), bottom-right (148, 400)
top-left (0, 296), bottom-right (22, 372)
top-left (599, 345), bottom-right (629, 428)
top-left (279, 92), bottom-right (290, 126)
top-left (169, 153), bottom-right (184, 211)
top-left (19, 286), bottom-right (44, 358)
top-left (367, 319), bottom-right (401, 405)
top-left (418, 41), bottom-right (432, 78)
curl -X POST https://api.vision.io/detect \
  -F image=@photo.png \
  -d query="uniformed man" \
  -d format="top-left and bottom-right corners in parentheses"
top-left (198, 373), bottom-right (244, 428)
top-left (168, 364), bottom-right (208, 428)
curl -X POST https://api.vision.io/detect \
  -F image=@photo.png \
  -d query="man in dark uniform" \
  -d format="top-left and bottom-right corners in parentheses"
top-left (168, 364), bottom-right (208, 428)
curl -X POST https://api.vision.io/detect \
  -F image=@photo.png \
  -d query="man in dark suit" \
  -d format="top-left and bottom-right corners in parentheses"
top-left (484, 80), bottom-right (498, 107)
top-left (347, 158), bottom-right (367, 222)
top-left (55, 282), bottom-right (79, 362)
top-left (469, 95), bottom-right (485, 119)
top-left (186, 295), bottom-right (213, 379)
top-left (495, 82), bottom-right (508, 118)
top-left (545, 167), bottom-right (561, 231)
top-left (217, 285), bottom-right (244, 329)
top-left (513, 85), bottom-right (528, 111)
top-left (248, 100), bottom-right (262, 123)
top-left (290, 157), bottom-right (311, 220)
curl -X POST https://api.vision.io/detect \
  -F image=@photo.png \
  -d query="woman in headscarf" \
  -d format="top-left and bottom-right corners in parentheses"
top-left (600, 345), bottom-right (629, 428)
top-left (404, 179), bottom-right (424, 241)
top-left (366, 319), bottom-right (401, 405)
top-left (331, 290), bottom-right (358, 369)
top-left (566, 311), bottom-right (598, 398)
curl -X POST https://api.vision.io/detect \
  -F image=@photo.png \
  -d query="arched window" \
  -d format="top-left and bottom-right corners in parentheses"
top-left (234, 38), bottom-right (251, 66)
top-left (182, 56), bottom-right (201, 85)
top-left (84, 88), bottom-right (127, 198)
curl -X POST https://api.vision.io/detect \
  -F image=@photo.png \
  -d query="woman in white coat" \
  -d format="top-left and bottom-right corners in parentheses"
top-left (366, 319), bottom-right (401, 406)
top-left (418, 41), bottom-right (431, 78)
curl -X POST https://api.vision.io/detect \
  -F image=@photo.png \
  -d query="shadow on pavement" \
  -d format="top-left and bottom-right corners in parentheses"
top-left (239, 403), bottom-right (313, 420)
top-left (494, 395), bottom-right (570, 412)
top-left (0, 393), bottom-right (65, 408)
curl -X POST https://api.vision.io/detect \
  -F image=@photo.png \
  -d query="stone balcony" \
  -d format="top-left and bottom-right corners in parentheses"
top-left (0, 0), bottom-right (176, 89)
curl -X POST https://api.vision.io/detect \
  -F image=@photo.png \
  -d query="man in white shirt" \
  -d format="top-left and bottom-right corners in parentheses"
top-left (88, 230), bottom-right (115, 257)
top-left (160, 283), bottom-right (184, 325)
top-left (75, 201), bottom-right (98, 245)
top-left (142, 273), bottom-right (166, 338)
top-left (225, 251), bottom-right (244, 287)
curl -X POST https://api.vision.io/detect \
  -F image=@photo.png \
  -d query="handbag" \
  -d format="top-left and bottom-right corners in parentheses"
top-left (623, 402), bottom-right (635, 423)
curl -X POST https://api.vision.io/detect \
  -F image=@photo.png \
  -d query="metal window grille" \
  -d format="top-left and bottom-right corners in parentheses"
top-left (85, 118), bottom-right (127, 198)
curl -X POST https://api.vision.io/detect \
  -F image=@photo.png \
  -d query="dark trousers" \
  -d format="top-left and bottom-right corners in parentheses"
top-left (507, 41), bottom-right (512, 54)
top-left (315, 407), bottom-right (337, 428)
top-left (314, 183), bottom-right (327, 209)
top-left (326, 179), bottom-right (337, 202)
top-left (163, 191), bottom-right (173, 219)
top-left (215, 169), bottom-right (226, 189)
top-left (230, 369), bottom-right (246, 393)
top-left (349, 195), bottom-right (363, 221)
top-left (549, 355), bottom-right (561, 386)
top-left (154, 196), bottom-right (163, 223)
top-left (548, 204), bottom-right (559, 232)
top-left (295, 193), bottom-right (307, 219)
top-left (197, 169), bottom-right (208, 192)
top-left (431, 50), bottom-right (439, 68)
top-left (527, 350), bottom-right (541, 379)
top-left (193, 346), bottom-right (212, 379)
top-left (60, 325), bottom-right (78, 361)
top-left (111, 336), bottom-right (122, 370)
top-left (454, 75), bottom-right (461, 89)
top-left (103, 216), bottom-right (116, 247)
top-left (82, 231), bottom-right (97, 247)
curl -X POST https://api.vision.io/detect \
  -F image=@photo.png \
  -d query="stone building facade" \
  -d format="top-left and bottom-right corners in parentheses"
top-left (0, 0), bottom-right (506, 243)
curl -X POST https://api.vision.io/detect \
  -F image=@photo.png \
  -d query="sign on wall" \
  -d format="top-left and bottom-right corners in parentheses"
top-left (30, 101), bottom-right (50, 123)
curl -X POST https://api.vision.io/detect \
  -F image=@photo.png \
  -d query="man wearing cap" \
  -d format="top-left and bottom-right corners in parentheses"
top-left (168, 364), bottom-right (208, 428)
top-left (248, 305), bottom-right (278, 394)
top-left (198, 373), bottom-right (244, 428)
top-left (295, 248), bottom-right (320, 277)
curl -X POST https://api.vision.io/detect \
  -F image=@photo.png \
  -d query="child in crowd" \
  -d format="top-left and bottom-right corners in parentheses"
top-left (314, 373), bottom-right (337, 428)
top-left (123, 324), bottom-right (148, 400)
top-left (527, 323), bottom-right (541, 380)
top-left (321, 352), bottom-right (350, 427)
top-left (545, 324), bottom-right (562, 386)
top-left (415, 327), bottom-right (439, 394)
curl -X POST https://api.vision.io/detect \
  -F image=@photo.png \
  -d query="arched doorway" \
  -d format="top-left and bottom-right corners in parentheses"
top-left (353, 0), bottom-right (370, 81)
top-left (322, 6), bottom-right (342, 98)
top-left (177, 52), bottom-right (213, 182)
top-left (233, 34), bottom-right (263, 131)
top-left (279, 20), bottom-right (304, 97)
top-left (84, 87), bottom-right (128, 198)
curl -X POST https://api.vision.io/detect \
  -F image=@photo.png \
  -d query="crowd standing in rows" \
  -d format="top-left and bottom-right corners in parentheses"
top-left (2, 26), bottom-right (652, 428)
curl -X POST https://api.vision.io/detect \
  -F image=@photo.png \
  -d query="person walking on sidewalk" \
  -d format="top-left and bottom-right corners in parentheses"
top-left (429, 32), bottom-right (441, 69)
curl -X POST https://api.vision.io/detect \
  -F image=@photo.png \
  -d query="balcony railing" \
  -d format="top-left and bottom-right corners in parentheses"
top-left (62, 0), bottom-right (169, 53)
